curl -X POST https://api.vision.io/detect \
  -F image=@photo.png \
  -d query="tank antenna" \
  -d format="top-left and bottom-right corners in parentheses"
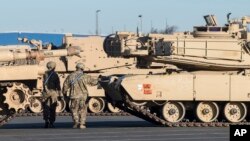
top-left (227, 12), bottom-right (232, 23)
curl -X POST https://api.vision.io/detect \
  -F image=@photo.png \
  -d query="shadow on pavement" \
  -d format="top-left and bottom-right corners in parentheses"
top-left (2, 120), bottom-right (157, 129)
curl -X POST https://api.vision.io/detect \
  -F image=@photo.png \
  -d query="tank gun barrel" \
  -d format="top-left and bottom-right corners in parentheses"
top-left (0, 46), bottom-right (81, 62)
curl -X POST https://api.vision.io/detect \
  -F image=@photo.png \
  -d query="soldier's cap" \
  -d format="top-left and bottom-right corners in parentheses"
top-left (76, 63), bottom-right (84, 69)
top-left (47, 61), bottom-right (56, 69)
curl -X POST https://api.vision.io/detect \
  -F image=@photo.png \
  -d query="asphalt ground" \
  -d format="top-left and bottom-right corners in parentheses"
top-left (0, 116), bottom-right (229, 141)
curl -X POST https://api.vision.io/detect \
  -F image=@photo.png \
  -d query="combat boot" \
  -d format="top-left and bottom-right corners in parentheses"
top-left (79, 124), bottom-right (86, 129)
top-left (49, 122), bottom-right (55, 128)
top-left (73, 123), bottom-right (79, 129)
top-left (44, 122), bottom-right (49, 128)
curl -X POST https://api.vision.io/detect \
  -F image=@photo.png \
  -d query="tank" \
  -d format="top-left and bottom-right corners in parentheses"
top-left (48, 34), bottom-right (165, 114)
top-left (0, 45), bottom-right (80, 126)
top-left (0, 33), bottom-right (165, 125)
top-left (99, 14), bottom-right (250, 127)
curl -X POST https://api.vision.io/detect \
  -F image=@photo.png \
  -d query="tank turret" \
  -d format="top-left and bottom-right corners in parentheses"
top-left (104, 15), bottom-right (250, 71)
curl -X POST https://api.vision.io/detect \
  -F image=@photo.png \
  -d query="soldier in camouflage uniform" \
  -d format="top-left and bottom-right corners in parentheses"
top-left (43, 61), bottom-right (61, 128)
top-left (63, 63), bottom-right (97, 129)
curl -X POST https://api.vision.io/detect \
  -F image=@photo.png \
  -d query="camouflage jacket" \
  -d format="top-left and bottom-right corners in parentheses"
top-left (43, 70), bottom-right (61, 96)
top-left (63, 70), bottom-right (97, 99)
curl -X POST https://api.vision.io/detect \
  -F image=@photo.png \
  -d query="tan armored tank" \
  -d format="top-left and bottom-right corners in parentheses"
top-left (0, 46), bottom-right (80, 126)
top-left (0, 34), bottom-right (163, 125)
top-left (100, 14), bottom-right (250, 127)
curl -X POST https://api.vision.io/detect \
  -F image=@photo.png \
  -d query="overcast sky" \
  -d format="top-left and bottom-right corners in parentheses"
top-left (0, 0), bottom-right (249, 34)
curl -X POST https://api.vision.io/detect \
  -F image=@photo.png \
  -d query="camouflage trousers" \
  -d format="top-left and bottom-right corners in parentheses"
top-left (70, 98), bottom-right (87, 125)
top-left (43, 96), bottom-right (57, 124)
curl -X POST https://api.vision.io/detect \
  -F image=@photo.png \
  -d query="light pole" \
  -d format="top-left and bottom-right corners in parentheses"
top-left (138, 15), bottom-right (142, 33)
top-left (96, 10), bottom-right (101, 35)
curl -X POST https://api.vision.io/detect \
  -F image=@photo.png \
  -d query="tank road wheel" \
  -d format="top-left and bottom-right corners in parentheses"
top-left (3, 83), bottom-right (31, 112)
top-left (107, 102), bottom-right (121, 113)
top-left (224, 102), bottom-right (247, 123)
top-left (88, 98), bottom-right (105, 113)
top-left (56, 99), bottom-right (66, 113)
top-left (29, 98), bottom-right (43, 113)
top-left (162, 102), bottom-right (186, 123)
top-left (196, 102), bottom-right (219, 122)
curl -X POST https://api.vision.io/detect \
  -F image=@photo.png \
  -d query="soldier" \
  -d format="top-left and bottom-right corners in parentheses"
top-left (63, 63), bottom-right (97, 129)
top-left (43, 61), bottom-right (61, 128)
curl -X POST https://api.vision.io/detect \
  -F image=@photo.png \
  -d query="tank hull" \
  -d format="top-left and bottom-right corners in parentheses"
top-left (100, 72), bottom-right (250, 125)
top-left (103, 72), bottom-right (250, 102)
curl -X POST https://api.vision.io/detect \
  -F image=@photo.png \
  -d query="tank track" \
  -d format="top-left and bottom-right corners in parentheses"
top-left (0, 114), bottom-right (15, 127)
top-left (0, 111), bottom-right (130, 126)
top-left (15, 112), bottom-right (130, 117)
top-left (0, 113), bottom-right (16, 127)
top-left (2, 95), bottom-right (250, 127)
top-left (114, 93), bottom-right (250, 127)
